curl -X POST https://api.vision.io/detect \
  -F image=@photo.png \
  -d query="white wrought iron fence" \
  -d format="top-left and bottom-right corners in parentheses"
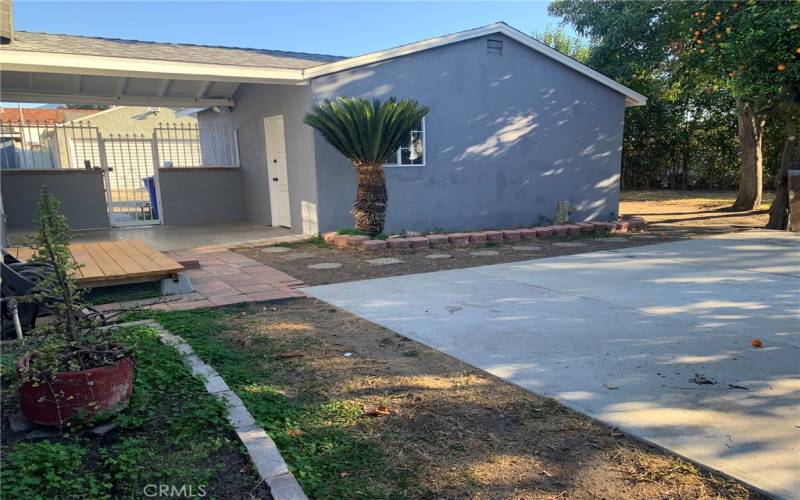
top-left (0, 120), bottom-right (101, 169)
top-left (0, 121), bottom-right (240, 170)
top-left (154, 123), bottom-right (239, 168)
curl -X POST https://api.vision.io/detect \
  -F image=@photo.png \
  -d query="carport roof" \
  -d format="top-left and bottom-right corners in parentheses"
top-left (8, 31), bottom-right (342, 69)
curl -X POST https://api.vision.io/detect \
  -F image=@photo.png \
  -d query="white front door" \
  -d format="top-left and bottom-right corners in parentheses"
top-left (264, 115), bottom-right (291, 227)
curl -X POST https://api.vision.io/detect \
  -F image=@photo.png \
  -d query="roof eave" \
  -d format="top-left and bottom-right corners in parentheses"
top-left (0, 49), bottom-right (307, 85)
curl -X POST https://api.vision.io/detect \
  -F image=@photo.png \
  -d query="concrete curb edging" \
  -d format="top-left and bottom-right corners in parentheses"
top-left (114, 320), bottom-right (307, 500)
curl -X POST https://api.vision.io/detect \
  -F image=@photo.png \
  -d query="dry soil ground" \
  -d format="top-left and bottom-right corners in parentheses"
top-left (222, 298), bottom-right (761, 499)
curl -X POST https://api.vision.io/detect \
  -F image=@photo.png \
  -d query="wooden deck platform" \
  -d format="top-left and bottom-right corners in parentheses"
top-left (6, 240), bottom-right (184, 288)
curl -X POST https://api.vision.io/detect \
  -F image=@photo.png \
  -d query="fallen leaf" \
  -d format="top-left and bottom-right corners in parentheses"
top-left (690, 373), bottom-right (715, 385)
top-left (278, 352), bottom-right (305, 359)
top-left (362, 405), bottom-right (390, 417)
top-left (339, 472), bottom-right (350, 478)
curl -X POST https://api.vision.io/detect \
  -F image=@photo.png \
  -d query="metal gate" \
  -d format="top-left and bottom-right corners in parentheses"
top-left (100, 134), bottom-right (161, 226)
top-left (1, 119), bottom-right (239, 228)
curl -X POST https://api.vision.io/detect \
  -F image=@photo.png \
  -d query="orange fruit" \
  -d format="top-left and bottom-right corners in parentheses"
top-left (778, 63), bottom-right (786, 72)
top-left (715, 34), bottom-right (722, 40)
top-left (700, 48), bottom-right (706, 54)
top-left (752, 338), bottom-right (762, 348)
top-left (796, 47), bottom-right (800, 54)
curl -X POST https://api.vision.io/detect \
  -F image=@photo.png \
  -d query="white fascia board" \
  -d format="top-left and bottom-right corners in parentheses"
top-left (302, 23), bottom-right (647, 107)
top-left (0, 91), bottom-right (234, 108)
top-left (0, 49), bottom-right (306, 85)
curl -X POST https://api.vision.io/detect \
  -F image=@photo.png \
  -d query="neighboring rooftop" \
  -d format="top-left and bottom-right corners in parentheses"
top-left (4, 31), bottom-right (344, 69)
top-left (0, 107), bottom-right (97, 122)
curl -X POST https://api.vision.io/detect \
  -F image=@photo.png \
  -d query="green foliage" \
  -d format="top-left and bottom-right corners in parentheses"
top-left (20, 188), bottom-right (126, 383)
top-left (28, 187), bottom-right (84, 341)
top-left (84, 282), bottom-right (161, 306)
top-left (1, 442), bottom-right (109, 499)
top-left (304, 97), bottom-right (429, 166)
top-left (1, 325), bottom-right (248, 498)
top-left (139, 307), bottom-right (410, 498)
top-left (548, 0), bottom-right (800, 193)
top-left (534, 26), bottom-right (592, 62)
top-left (335, 227), bottom-right (388, 239)
top-left (687, 1), bottom-right (800, 113)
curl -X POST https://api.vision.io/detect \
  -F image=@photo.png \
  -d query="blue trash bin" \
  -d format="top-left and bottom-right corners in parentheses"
top-left (142, 176), bottom-right (159, 220)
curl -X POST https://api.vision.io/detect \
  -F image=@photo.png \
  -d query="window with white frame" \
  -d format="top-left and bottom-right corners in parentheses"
top-left (384, 118), bottom-right (425, 167)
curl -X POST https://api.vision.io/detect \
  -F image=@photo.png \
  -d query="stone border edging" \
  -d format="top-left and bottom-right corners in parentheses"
top-left (322, 218), bottom-right (647, 252)
top-left (114, 320), bottom-right (307, 500)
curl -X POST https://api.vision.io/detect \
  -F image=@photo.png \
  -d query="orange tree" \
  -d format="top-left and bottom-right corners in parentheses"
top-left (688, 0), bottom-right (800, 225)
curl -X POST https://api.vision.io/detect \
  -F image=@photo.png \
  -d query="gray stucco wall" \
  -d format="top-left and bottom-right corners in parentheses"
top-left (1, 169), bottom-right (110, 230)
top-left (198, 84), bottom-right (318, 233)
top-left (158, 167), bottom-right (244, 225)
top-left (310, 34), bottom-right (626, 233)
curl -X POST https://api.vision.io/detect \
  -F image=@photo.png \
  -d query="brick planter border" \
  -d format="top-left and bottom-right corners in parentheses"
top-left (114, 320), bottom-right (308, 500)
top-left (321, 217), bottom-right (646, 254)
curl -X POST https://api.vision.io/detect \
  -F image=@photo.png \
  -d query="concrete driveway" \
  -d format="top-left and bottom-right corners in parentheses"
top-left (306, 230), bottom-right (800, 498)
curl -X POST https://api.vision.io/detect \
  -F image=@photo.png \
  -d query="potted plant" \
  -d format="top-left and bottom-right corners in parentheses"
top-left (15, 187), bottom-right (134, 426)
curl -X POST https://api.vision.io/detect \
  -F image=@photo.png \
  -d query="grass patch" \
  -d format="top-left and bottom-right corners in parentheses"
top-left (0, 325), bottom-right (264, 499)
top-left (621, 189), bottom-right (774, 208)
top-left (267, 234), bottom-right (330, 249)
top-left (335, 228), bottom-right (388, 240)
top-left (126, 306), bottom-right (410, 498)
top-left (83, 282), bottom-right (162, 305)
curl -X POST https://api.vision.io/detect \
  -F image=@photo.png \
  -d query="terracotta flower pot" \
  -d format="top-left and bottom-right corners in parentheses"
top-left (16, 354), bottom-right (135, 426)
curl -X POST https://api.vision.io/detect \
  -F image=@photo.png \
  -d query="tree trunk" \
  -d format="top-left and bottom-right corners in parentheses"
top-left (766, 116), bottom-right (798, 230)
top-left (352, 163), bottom-right (387, 235)
top-left (733, 102), bottom-right (765, 211)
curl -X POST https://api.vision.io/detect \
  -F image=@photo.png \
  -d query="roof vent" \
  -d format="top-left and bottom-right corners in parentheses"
top-left (487, 38), bottom-right (503, 56)
top-left (0, 0), bottom-right (13, 44)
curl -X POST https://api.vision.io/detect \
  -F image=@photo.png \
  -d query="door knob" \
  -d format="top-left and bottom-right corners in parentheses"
top-left (272, 177), bottom-right (279, 181)
top-left (273, 159), bottom-right (277, 163)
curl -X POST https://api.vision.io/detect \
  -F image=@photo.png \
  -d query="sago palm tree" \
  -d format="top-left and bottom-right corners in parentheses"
top-left (304, 97), bottom-right (429, 235)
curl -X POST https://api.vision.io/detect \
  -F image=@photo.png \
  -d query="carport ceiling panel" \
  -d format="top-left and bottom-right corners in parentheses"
top-left (123, 77), bottom-right (171, 97)
top-left (31, 72), bottom-right (80, 93)
top-left (205, 81), bottom-right (240, 98)
top-left (0, 70), bottom-right (29, 89)
top-left (162, 79), bottom-right (208, 98)
top-left (78, 74), bottom-right (128, 95)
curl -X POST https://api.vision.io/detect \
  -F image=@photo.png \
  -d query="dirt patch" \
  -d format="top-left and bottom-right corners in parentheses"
top-left (236, 234), bottom-right (682, 286)
top-left (224, 298), bottom-right (760, 498)
top-left (620, 190), bottom-right (772, 234)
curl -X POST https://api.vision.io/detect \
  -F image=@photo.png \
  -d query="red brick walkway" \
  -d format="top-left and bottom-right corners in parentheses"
top-left (96, 249), bottom-right (305, 313)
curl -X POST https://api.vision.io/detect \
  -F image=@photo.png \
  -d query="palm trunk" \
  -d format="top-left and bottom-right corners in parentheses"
top-left (733, 101), bottom-right (765, 211)
top-left (766, 115), bottom-right (798, 230)
top-left (352, 162), bottom-right (387, 235)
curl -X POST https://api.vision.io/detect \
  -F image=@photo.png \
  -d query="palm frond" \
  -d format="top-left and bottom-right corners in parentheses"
top-left (304, 97), bottom-right (430, 165)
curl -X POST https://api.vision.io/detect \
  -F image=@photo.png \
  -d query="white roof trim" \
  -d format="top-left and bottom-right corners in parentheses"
top-left (0, 49), bottom-right (306, 85)
top-left (303, 22), bottom-right (647, 107)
